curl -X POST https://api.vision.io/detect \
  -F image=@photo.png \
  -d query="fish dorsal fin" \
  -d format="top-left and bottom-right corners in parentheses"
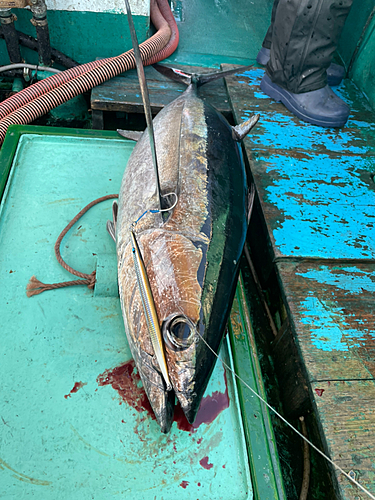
top-left (106, 221), bottom-right (116, 242)
top-left (153, 63), bottom-right (254, 87)
top-left (112, 200), bottom-right (118, 232)
top-left (232, 114), bottom-right (260, 141)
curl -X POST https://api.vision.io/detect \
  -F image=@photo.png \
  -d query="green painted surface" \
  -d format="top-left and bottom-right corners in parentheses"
top-left (349, 11), bottom-right (375, 111)
top-left (337, 0), bottom-right (375, 68)
top-left (0, 127), bottom-right (262, 499)
top-left (165, 0), bottom-right (274, 68)
top-left (0, 9), bottom-right (148, 66)
top-left (228, 277), bottom-right (286, 500)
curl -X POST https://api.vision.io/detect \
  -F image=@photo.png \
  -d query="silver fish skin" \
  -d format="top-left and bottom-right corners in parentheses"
top-left (116, 84), bottom-right (248, 432)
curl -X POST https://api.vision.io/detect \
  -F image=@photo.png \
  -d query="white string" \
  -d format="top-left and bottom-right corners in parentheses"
top-left (196, 331), bottom-right (375, 500)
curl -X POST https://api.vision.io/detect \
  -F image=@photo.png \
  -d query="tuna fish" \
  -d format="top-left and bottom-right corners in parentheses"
top-left (108, 65), bottom-right (258, 432)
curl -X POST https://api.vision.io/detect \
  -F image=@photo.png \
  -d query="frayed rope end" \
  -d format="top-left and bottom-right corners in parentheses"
top-left (26, 275), bottom-right (52, 297)
top-left (26, 272), bottom-right (97, 297)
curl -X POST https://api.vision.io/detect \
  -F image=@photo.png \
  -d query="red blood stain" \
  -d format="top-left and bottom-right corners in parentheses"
top-left (199, 456), bottom-right (213, 470)
top-left (222, 464), bottom-right (226, 469)
top-left (180, 481), bottom-right (189, 489)
top-left (174, 371), bottom-right (230, 432)
top-left (64, 381), bottom-right (87, 399)
top-left (315, 388), bottom-right (325, 397)
top-left (197, 438), bottom-right (203, 445)
top-left (96, 362), bottom-right (229, 431)
top-left (198, 482), bottom-right (201, 487)
top-left (97, 360), bottom-right (155, 420)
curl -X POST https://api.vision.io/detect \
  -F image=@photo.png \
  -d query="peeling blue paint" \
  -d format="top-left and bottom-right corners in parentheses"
top-left (238, 69), bottom-right (263, 84)
top-left (299, 295), bottom-right (367, 351)
top-left (296, 266), bottom-right (375, 295)
top-left (257, 152), bottom-right (375, 259)
top-left (249, 112), bottom-right (374, 153)
top-left (236, 69), bottom-right (375, 153)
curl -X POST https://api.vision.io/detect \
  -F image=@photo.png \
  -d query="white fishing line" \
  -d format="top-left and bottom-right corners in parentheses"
top-left (196, 330), bottom-right (375, 500)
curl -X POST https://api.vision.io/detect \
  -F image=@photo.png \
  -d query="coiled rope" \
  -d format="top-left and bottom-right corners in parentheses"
top-left (27, 194), bottom-right (119, 297)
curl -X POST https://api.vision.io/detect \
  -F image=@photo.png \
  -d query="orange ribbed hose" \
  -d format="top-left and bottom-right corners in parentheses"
top-left (0, 0), bottom-right (179, 145)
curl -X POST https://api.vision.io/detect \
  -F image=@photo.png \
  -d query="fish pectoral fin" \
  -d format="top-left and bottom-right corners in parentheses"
top-left (117, 129), bottom-right (143, 142)
top-left (106, 201), bottom-right (118, 242)
top-left (106, 220), bottom-right (116, 242)
top-left (231, 114), bottom-right (260, 141)
top-left (112, 201), bottom-right (118, 233)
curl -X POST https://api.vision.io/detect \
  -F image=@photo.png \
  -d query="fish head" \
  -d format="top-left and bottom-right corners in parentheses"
top-left (142, 228), bottom-right (232, 425)
top-left (161, 310), bottom-right (215, 424)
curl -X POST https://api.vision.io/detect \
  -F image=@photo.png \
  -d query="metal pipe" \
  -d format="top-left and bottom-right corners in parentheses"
top-left (0, 62), bottom-right (60, 74)
top-left (0, 8), bottom-right (21, 63)
top-left (29, 0), bottom-right (52, 66)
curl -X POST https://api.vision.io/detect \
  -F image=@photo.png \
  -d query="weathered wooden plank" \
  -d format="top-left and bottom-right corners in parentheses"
top-left (223, 66), bottom-right (375, 261)
top-left (222, 64), bottom-right (375, 155)
top-left (311, 380), bottom-right (375, 500)
top-left (250, 149), bottom-right (375, 261)
top-left (224, 64), bottom-right (375, 500)
top-left (277, 261), bottom-right (375, 382)
top-left (91, 65), bottom-right (232, 116)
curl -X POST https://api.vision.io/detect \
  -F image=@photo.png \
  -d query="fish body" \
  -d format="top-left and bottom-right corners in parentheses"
top-left (116, 84), bottom-right (248, 432)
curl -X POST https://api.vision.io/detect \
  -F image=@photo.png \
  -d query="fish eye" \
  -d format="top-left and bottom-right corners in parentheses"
top-left (162, 315), bottom-right (196, 350)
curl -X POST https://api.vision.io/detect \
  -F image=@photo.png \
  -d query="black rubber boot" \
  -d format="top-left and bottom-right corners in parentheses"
top-left (260, 73), bottom-right (350, 127)
top-left (259, 0), bottom-right (353, 127)
top-left (256, 47), bottom-right (345, 86)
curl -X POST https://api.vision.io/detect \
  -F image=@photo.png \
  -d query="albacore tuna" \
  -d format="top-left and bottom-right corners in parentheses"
top-left (110, 68), bottom-right (258, 432)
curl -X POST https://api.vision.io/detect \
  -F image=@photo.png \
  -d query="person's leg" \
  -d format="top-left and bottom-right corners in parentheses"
top-left (262, 0), bottom-right (280, 49)
top-left (257, 0), bottom-right (348, 86)
top-left (260, 0), bottom-right (353, 127)
top-left (267, 0), bottom-right (353, 93)
top-left (256, 0), bottom-right (279, 65)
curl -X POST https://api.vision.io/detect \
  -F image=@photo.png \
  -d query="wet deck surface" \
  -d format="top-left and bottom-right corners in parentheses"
top-left (224, 66), bottom-right (375, 499)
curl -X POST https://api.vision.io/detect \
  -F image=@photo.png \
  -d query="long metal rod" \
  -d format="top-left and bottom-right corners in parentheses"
top-left (124, 0), bottom-right (162, 212)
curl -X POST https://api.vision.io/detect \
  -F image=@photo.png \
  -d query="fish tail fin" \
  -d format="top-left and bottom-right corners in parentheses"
top-left (153, 63), bottom-right (254, 87)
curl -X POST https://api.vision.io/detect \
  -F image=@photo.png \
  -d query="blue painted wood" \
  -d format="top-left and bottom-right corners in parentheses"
top-left (225, 66), bottom-right (375, 500)
top-left (278, 261), bottom-right (375, 381)
top-left (225, 67), bottom-right (375, 260)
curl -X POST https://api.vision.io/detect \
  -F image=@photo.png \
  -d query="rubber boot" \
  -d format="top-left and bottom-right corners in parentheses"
top-left (256, 47), bottom-right (345, 86)
top-left (260, 0), bottom-right (353, 127)
top-left (261, 73), bottom-right (350, 127)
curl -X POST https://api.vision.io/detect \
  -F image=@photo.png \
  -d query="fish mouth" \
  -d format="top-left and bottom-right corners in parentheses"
top-left (130, 345), bottom-right (175, 433)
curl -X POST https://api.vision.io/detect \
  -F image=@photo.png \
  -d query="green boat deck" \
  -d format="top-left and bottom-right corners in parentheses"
top-left (0, 126), bottom-right (285, 499)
